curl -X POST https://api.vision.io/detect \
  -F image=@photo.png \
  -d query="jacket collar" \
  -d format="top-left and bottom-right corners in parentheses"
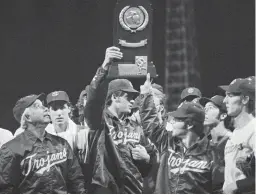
top-left (174, 135), bottom-right (210, 156)
top-left (104, 108), bottom-right (130, 124)
top-left (24, 126), bottom-right (52, 146)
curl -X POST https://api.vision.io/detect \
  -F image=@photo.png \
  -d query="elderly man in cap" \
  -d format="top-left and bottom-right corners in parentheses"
top-left (80, 46), bottom-right (158, 193)
top-left (0, 94), bottom-right (85, 193)
top-left (140, 91), bottom-right (218, 193)
top-left (219, 78), bottom-right (255, 194)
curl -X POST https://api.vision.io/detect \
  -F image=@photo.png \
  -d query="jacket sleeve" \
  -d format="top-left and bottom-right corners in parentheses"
top-left (66, 143), bottom-right (86, 193)
top-left (0, 145), bottom-right (20, 193)
top-left (138, 92), bottom-right (168, 153)
top-left (84, 67), bottom-right (109, 131)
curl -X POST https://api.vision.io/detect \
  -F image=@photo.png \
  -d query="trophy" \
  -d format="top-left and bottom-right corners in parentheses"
top-left (107, 0), bottom-right (157, 79)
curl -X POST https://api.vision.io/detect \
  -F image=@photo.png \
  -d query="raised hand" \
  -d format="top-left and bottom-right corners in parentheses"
top-left (140, 73), bottom-right (152, 94)
top-left (102, 46), bottom-right (123, 70)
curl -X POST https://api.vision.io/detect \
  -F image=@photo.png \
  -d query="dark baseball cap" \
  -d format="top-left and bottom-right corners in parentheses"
top-left (180, 87), bottom-right (202, 101)
top-left (199, 95), bottom-right (226, 112)
top-left (152, 83), bottom-right (164, 94)
top-left (13, 93), bottom-right (45, 123)
top-left (219, 78), bottom-right (255, 98)
top-left (107, 79), bottom-right (139, 97)
top-left (46, 91), bottom-right (70, 104)
top-left (170, 102), bottom-right (205, 123)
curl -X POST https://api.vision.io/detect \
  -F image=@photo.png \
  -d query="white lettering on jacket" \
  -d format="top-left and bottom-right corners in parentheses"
top-left (111, 131), bottom-right (140, 145)
top-left (21, 148), bottom-right (67, 176)
top-left (167, 149), bottom-right (212, 174)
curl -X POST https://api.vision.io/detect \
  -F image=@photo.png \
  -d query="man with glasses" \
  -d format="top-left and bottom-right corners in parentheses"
top-left (0, 94), bottom-right (85, 193)
top-left (220, 78), bottom-right (255, 193)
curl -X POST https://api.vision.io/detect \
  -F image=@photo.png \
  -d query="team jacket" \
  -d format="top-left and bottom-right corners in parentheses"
top-left (80, 66), bottom-right (158, 193)
top-left (138, 93), bottom-right (218, 194)
top-left (0, 128), bottom-right (85, 193)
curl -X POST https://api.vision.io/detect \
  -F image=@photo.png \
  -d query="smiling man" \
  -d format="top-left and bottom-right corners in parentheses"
top-left (0, 94), bottom-right (85, 193)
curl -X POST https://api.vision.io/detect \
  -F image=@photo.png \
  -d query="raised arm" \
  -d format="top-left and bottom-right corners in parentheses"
top-left (84, 46), bottom-right (123, 130)
top-left (138, 74), bottom-right (168, 152)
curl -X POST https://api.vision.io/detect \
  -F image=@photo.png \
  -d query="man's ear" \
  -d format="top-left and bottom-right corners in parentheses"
top-left (187, 124), bottom-right (194, 130)
top-left (242, 96), bottom-right (250, 105)
top-left (67, 106), bottom-right (71, 114)
top-left (160, 104), bottom-right (164, 113)
top-left (25, 113), bottom-right (32, 122)
top-left (220, 113), bottom-right (227, 120)
top-left (111, 94), bottom-right (120, 103)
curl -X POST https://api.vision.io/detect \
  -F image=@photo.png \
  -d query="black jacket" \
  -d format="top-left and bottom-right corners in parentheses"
top-left (138, 92), bottom-right (218, 194)
top-left (81, 66), bottom-right (158, 193)
top-left (0, 128), bottom-right (85, 194)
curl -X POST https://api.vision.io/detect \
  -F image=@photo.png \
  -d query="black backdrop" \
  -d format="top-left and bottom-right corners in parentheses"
top-left (0, 0), bottom-right (254, 133)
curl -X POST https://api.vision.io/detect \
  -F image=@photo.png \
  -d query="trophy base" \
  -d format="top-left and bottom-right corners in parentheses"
top-left (107, 61), bottom-right (157, 79)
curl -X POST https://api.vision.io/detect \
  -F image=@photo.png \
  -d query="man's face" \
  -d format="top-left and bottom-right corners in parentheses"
top-left (29, 99), bottom-right (50, 124)
top-left (204, 102), bottom-right (220, 125)
top-left (117, 93), bottom-right (133, 114)
top-left (223, 92), bottom-right (244, 117)
top-left (49, 101), bottom-right (70, 125)
top-left (171, 117), bottom-right (187, 137)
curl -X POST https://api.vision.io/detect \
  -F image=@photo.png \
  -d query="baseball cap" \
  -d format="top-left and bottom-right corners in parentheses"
top-left (219, 78), bottom-right (255, 98)
top-left (107, 79), bottom-right (139, 97)
top-left (180, 87), bottom-right (202, 101)
top-left (170, 102), bottom-right (205, 123)
top-left (152, 83), bottom-right (164, 94)
top-left (13, 93), bottom-right (45, 123)
top-left (46, 91), bottom-right (70, 104)
top-left (199, 95), bottom-right (226, 112)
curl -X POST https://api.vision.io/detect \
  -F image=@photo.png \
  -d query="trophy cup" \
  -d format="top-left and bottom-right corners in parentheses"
top-left (107, 0), bottom-right (157, 79)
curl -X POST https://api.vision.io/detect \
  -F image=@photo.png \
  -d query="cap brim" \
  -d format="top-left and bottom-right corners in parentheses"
top-left (28, 93), bottom-right (45, 107)
top-left (219, 85), bottom-right (229, 91)
top-left (122, 88), bottom-right (139, 94)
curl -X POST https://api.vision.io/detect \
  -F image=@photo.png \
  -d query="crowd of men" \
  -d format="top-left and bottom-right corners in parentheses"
top-left (0, 46), bottom-right (255, 194)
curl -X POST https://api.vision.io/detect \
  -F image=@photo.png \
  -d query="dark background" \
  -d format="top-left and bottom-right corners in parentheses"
top-left (0, 0), bottom-right (254, 133)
